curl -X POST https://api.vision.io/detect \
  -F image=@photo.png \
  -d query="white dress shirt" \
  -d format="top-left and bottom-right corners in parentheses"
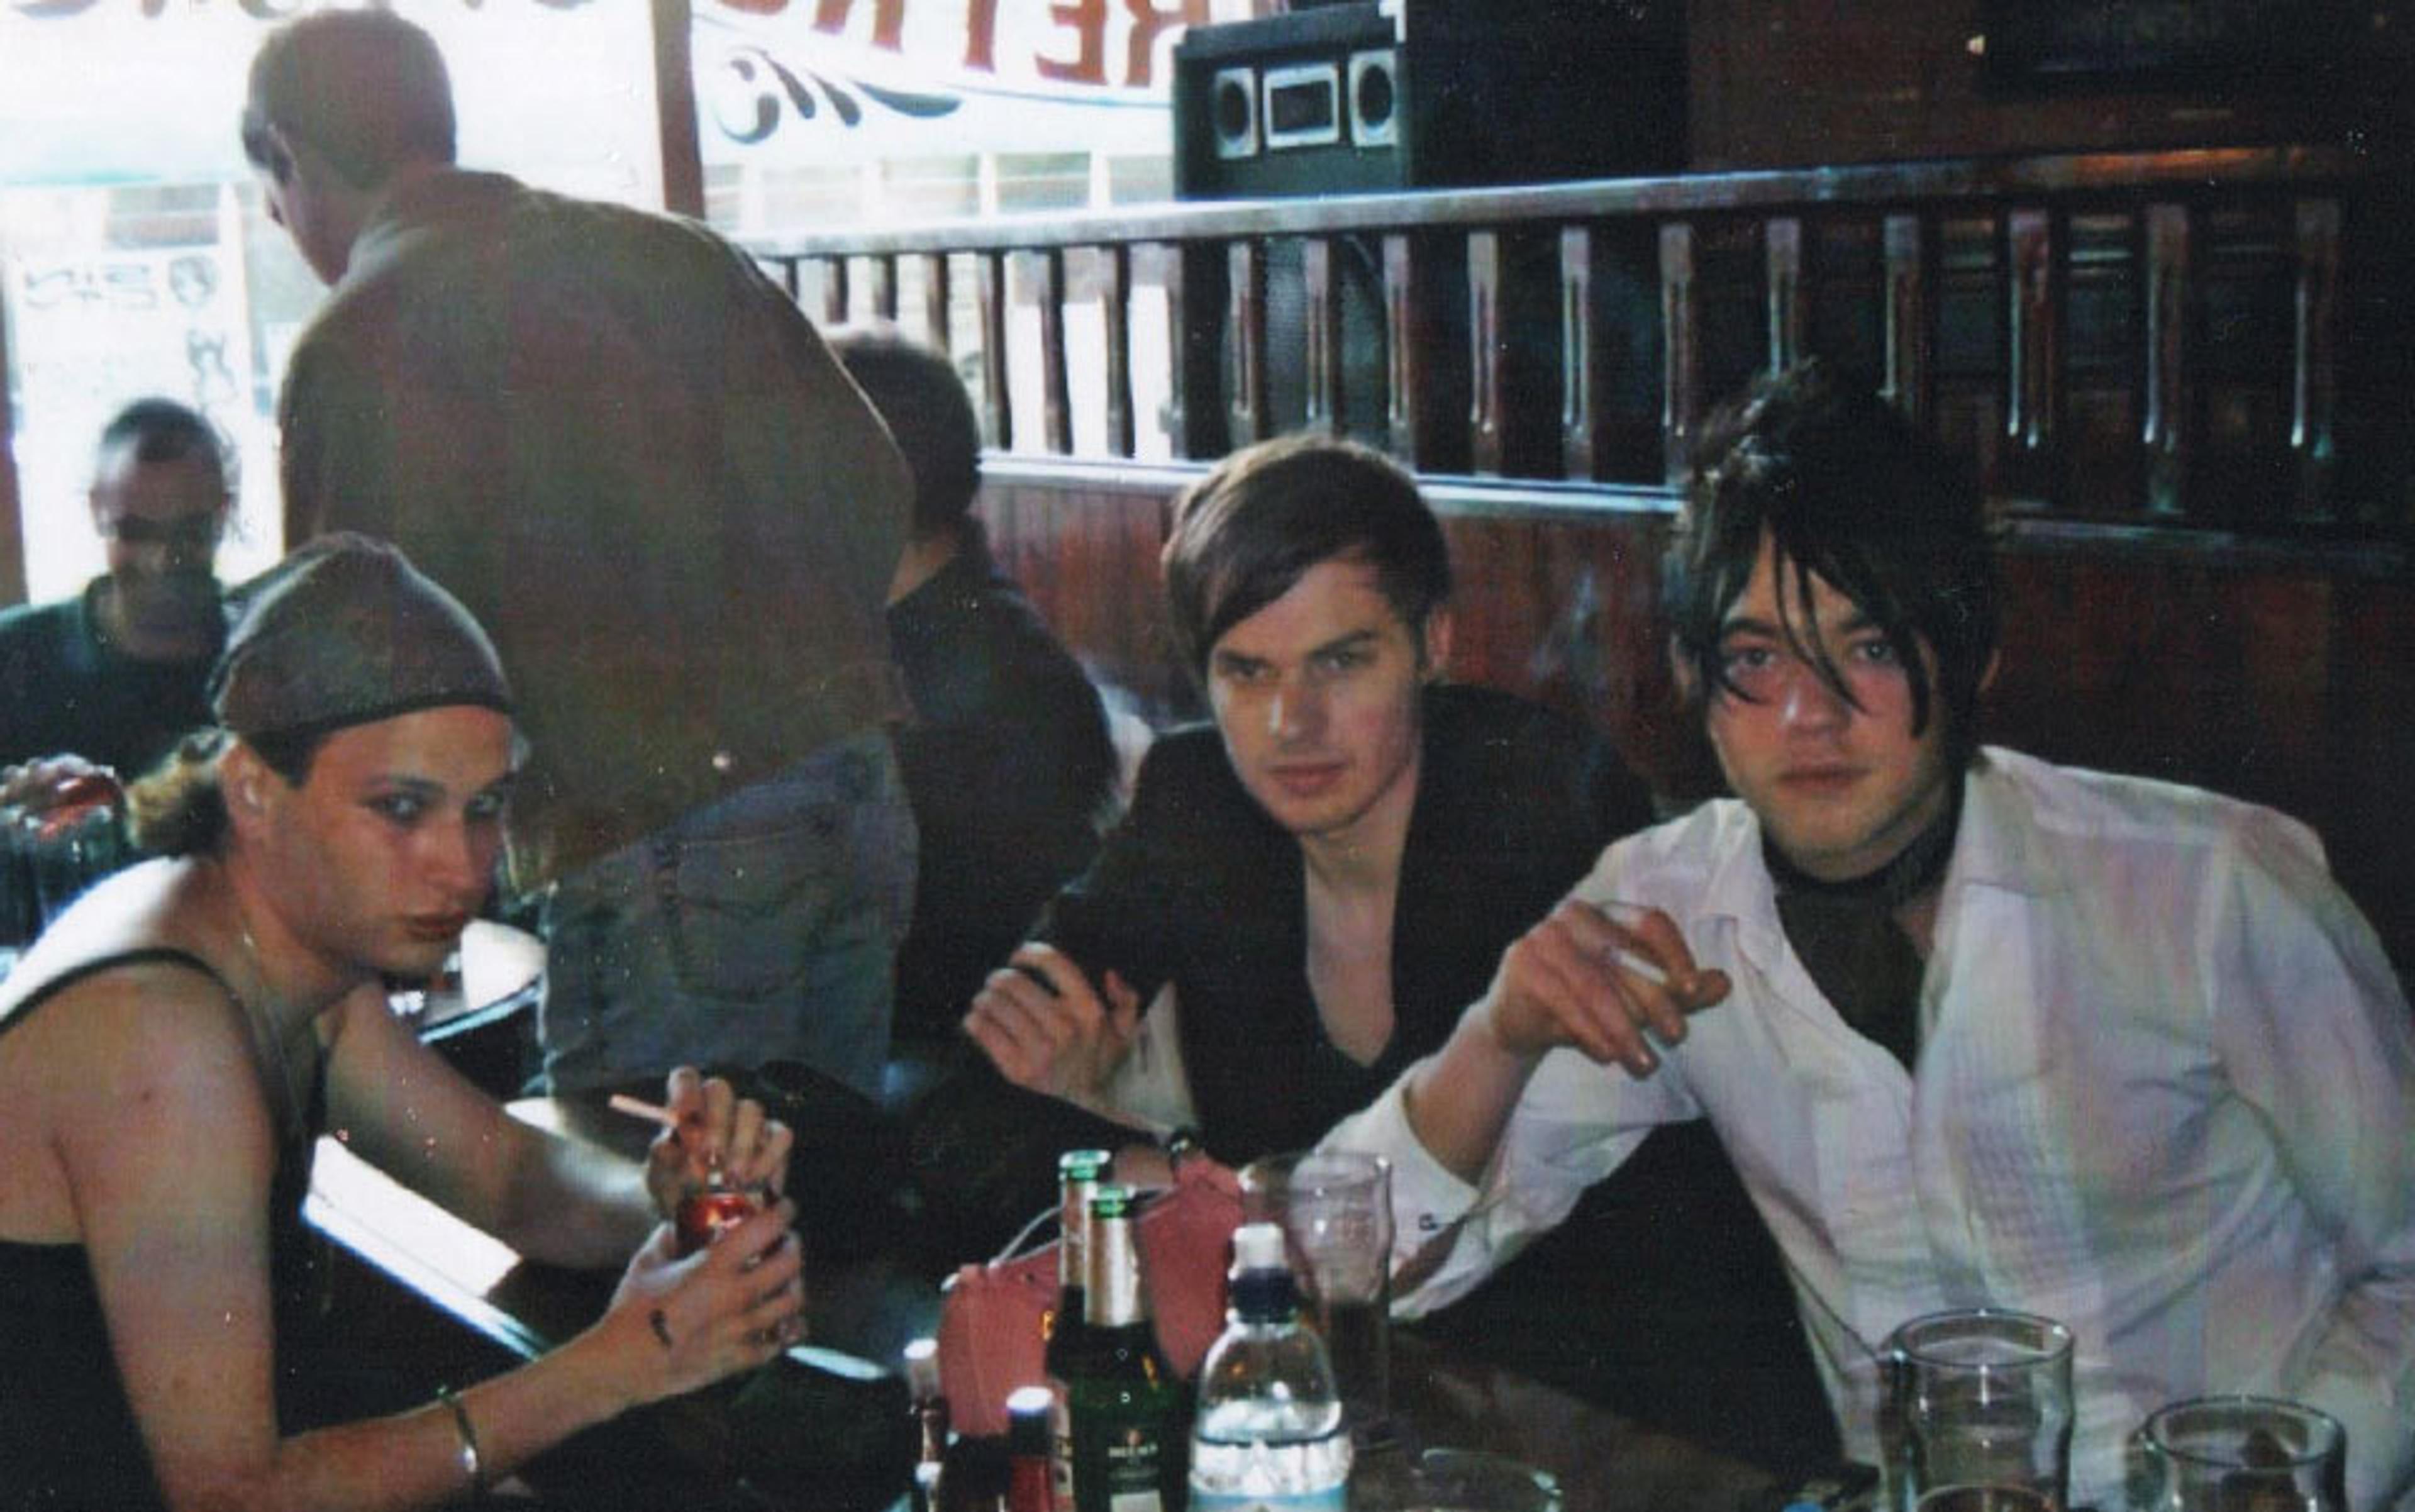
top-left (1329, 748), bottom-right (2415, 1510)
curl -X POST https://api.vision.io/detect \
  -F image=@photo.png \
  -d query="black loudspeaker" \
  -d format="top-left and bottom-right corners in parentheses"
top-left (1172, 0), bottom-right (1686, 201)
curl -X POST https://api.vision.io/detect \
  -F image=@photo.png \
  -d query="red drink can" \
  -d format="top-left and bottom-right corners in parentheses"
top-left (674, 1182), bottom-right (765, 1257)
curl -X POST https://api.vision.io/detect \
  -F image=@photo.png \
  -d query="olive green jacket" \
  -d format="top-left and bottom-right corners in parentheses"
top-left (280, 169), bottom-right (911, 889)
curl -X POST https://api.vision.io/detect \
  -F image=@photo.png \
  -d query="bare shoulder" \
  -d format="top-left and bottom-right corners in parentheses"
top-left (35, 956), bottom-right (265, 1121)
top-left (2, 947), bottom-right (272, 1242)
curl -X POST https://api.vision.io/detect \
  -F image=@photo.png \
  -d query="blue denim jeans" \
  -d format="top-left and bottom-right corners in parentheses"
top-left (534, 730), bottom-right (916, 1099)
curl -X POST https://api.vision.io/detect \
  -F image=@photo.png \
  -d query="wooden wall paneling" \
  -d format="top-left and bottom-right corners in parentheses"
top-left (1693, 218), bottom-right (1770, 425)
top-left (1375, 233), bottom-right (1472, 474)
top-left (977, 474), bottom-right (1187, 719)
top-left (1037, 248), bottom-right (1073, 455)
top-left (1659, 221), bottom-right (1701, 486)
top-left (821, 255), bottom-right (851, 326)
top-left (1683, 0), bottom-right (2371, 172)
top-left (1555, 221), bottom-right (1670, 487)
top-left (1803, 215), bottom-right (1884, 387)
top-left (1765, 216), bottom-right (1804, 372)
top-left (2332, 578), bottom-right (2415, 969)
top-left (1985, 552), bottom-right (2126, 768)
top-left (1934, 212), bottom-right (2006, 496)
top-left (1883, 213), bottom-right (1931, 426)
top-left (976, 251), bottom-right (1011, 451)
top-left (2229, 567), bottom-right (2337, 827)
top-left (2003, 206), bottom-right (2063, 505)
top-left (1167, 242), bottom-right (1228, 462)
top-left (1383, 233), bottom-right (1428, 470)
top-left (1104, 245), bottom-right (1137, 459)
top-left (919, 252), bottom-right (952, 353)
top-left (2334, 177), bottom-right (2415, 531)
top-left (1562, 226), bottom-right (1605, 481)
top-left (1470, 230), bottom-right (1506, 475)
top-left (869, 254), bottom-right (899, 323)
top-left (1995, 548), bottom-right (2333, 832)
top-left (2143, 203), bottom-right (2191, 517)
top-left (2193, 204), bottom-right (2297, 528)
top-left (1226, 239), bottom-right (1269, 449)
top-left (1302, 237), bottom-right (1342, 437)
top-left (1431, 508), bottom-right (1697, 794)
top-left (1492, 229), bottom-right (1575, 481)
top-left (2062, 209), bottom-right (2143, 516)
top-left (2292, 197), bottom-right (2343, 521)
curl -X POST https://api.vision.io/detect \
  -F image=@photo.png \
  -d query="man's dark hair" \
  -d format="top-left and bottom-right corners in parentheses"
top-left (1162, 434), bottom-right (1450, 679)
top-left (241, 9), bottom-right (455, 191)
top-left (828, 326), bottom-right (982, 538)
top-left (1666, 360), bottom-right (1999, 765)
top-left (96, 397), bottom-right (226, 479)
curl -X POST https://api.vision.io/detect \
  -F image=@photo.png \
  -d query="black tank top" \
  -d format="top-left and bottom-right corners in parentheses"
top-left (0, 948), bottom-right (326, 1512)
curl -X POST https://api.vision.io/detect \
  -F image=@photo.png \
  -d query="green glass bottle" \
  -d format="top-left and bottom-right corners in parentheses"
top-left (1045, 1148), bottom-right (1112, 1512)
top-left (1067, 1184), bottom-right (1189, 1512)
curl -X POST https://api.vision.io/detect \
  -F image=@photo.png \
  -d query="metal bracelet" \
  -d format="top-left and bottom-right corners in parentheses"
top-left (435, 1384), bottom-right (486, 1495)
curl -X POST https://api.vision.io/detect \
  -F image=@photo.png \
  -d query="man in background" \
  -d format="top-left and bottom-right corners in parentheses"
top-left (1, 397), bottom-right (230, 787)
top-left (243, 9), bottom-right (915, 1101)
top-left (828, 325), bottom-right (1116, 1058)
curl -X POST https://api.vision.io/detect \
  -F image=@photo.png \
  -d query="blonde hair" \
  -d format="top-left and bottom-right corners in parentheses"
top-left (125, 726), bottom-right (321, 858)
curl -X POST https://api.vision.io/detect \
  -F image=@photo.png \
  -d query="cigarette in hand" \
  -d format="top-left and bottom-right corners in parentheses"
top-left (1606, 945), bottom-right (1670, 988)
top-left (1595, 899), bottom-right (1672, 987)
top-left (607, 1092), bottom-right (683, 1129)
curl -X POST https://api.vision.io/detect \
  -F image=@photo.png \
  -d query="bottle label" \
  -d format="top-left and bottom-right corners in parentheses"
top-left (1188, 1431), bottom-right (1351, 1511)
top-left (1100, 1433), bottom-right (1167, 1502)
top-left (1191, 1493), bottom-right (1346, 1512)
top-left (1072, 1396), bottom-right (1180, 1512)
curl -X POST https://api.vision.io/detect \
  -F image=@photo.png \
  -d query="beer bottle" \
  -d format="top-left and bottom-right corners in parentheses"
top-left (1046, 1149), bottom-right (1112, 1512)
top-left (1068, 1185), bottom-right (1188, 1512)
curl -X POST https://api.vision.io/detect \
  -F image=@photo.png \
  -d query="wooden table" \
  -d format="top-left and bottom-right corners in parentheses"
top-left (304, 1097), bottom-right (1792, 1512)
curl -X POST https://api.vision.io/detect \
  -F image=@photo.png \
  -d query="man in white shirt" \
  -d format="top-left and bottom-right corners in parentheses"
top-left (1328, 362), bottom-right (2415, 1509)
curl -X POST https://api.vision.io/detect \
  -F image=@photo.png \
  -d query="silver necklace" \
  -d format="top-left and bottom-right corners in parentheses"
top-left (227, 886), bottom-right (308, 1140)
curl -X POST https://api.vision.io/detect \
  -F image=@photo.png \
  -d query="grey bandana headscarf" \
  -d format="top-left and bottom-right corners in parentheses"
top-left (210, 533), bottom-right (511, 743)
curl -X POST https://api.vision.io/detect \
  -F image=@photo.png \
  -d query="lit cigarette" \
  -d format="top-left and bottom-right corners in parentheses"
top-left (1607, 946), bottom-right (1670, 989)
top-left (606, 1092), bottom-right (683, 1129)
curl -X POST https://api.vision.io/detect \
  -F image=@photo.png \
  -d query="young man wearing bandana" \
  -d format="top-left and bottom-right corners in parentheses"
top-left (0, 538), bottom-right (802, 1510)
top-left (1328, 363), bottom-right (2415, 1510)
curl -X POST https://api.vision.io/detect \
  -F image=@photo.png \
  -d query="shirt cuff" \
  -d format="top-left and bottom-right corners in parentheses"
top-left (1319, 1064), bottom-right (1481, 1317)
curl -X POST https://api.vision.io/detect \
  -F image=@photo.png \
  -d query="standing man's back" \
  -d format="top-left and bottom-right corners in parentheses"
top-left (247, 10), bottom-right (915, 1098)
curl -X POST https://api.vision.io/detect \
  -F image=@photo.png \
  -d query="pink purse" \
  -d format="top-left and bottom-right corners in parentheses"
top-left (935, 1158), bottom-right (1241, 1437)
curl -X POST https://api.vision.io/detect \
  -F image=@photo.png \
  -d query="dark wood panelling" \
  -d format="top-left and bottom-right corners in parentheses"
top-left (1684, 0), bottom-right (2407, 172)
top-left (975, 465), bottom-right (2415, 970)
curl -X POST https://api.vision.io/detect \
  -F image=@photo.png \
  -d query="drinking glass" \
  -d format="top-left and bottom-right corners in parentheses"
top-left (2133, 1396), bottom-right (2345, 1512)
top-left (1881, 1308), bottom-right (2075, 1512)
top-left (22, 802), bottom-right (130, 933)
top-left (1238, 1148), bottom-right (1393, 1439)
top-left (1393, 1448), bottom-right (1562, 1512)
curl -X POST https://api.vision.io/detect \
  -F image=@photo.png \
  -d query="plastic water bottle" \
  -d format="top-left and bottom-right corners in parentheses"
top-left (1189, 1221), bottom-right (1353, 1511)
